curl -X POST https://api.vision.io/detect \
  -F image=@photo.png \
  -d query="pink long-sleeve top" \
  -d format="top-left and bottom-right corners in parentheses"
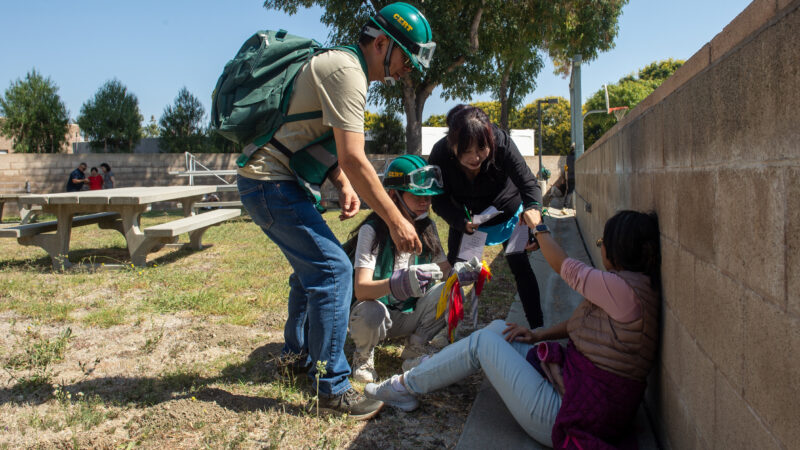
top-left (559, 258), bottom-right (642, 323)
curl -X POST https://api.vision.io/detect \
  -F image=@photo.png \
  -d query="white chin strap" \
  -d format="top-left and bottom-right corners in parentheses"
top-left (383, 40), bottom-right (396, 86)
top-left (364, 25), bottom-right (397, 86)
top-left (395, 191), bottom-right (427, 221)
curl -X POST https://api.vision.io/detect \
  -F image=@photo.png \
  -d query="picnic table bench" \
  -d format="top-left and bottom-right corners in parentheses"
top-left (184, 184), bottom-right (244, 213)
top-left (0, 193), bottom-right (42, 224)
top-left (0, 187), bottom-right (240, 269)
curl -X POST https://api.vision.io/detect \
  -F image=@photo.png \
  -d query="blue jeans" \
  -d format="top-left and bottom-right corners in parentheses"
top-left (238, 176), bottom-right (353, 396)
top-left (404, 320), bottom-right (562, 446)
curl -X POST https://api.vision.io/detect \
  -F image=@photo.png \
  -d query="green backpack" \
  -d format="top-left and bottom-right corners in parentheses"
top-left (210, 29), bottom-right (366, 211)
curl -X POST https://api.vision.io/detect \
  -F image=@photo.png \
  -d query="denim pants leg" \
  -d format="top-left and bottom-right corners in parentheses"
top-left (404, 319), bottom-right (561, 446)
top-left (284, 272), bottom-right (310, 358)
top-left (238, 176), bottom-right (353, 396)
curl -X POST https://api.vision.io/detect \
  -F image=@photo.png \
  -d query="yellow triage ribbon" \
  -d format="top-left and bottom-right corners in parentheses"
top-left (436, 272), bottom-right (458, 320)
top-left (436, 259), bottom-right (492, 320)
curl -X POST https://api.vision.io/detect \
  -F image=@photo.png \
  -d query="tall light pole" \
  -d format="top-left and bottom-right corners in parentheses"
top-left (537, 98), bottom-right (559, 179)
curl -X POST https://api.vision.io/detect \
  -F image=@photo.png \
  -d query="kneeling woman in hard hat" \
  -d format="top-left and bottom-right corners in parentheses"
top-left (345, 155), bottom-right (451, 383)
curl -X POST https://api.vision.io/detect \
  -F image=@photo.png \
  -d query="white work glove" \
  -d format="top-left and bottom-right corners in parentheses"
top-left (453, 256), bottom-right (482, 285)
top-left (389, 263), bottom-right (444, 300)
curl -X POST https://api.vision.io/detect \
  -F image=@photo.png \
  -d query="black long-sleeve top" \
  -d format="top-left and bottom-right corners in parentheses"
top-left (428, 125), bottom-right (542, 234)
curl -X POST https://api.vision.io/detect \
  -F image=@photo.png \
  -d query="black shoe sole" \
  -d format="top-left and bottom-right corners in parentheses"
top-left (309, 402), bottom-right (384, 421)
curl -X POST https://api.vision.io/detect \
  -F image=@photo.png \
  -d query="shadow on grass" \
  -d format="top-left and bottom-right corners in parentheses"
top-left (0, 341), bottom-right (308, 417)
top-left (0, 243), bottom-right (215, 273)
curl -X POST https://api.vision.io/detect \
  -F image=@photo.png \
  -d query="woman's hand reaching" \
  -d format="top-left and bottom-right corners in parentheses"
top-left (503, 322), bottom-right (538, 344)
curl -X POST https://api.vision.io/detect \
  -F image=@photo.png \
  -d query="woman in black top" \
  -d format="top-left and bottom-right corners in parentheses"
top-left (428, 105), bottom-right (545, 328)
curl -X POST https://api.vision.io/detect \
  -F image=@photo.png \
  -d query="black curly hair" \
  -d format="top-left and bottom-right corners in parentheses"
top-left (603, 210), bottom-right (662, 290)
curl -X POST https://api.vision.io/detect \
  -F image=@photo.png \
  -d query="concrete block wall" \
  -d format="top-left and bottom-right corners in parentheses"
top-left (574, 1), bottom-right (799, 448)
top-left (0, 151), bottom-right (562, 216)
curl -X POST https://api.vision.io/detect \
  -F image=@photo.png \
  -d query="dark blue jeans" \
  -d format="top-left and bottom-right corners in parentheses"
top-left (238, 176), bottom-right (353, 395)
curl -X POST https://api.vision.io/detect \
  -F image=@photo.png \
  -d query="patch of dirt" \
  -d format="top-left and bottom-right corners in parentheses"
top-left (0, 310), bottom-right (482, 449)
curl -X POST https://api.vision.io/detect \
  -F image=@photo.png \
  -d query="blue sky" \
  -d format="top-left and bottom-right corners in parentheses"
top-left (1, 0), bottom-right (752, 124)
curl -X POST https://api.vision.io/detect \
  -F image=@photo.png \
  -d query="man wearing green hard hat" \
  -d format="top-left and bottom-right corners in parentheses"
top-left (236, 2), bottom-right (436, 420)
top-left (344, 155), bottom-right (451, 384)
top-left (361, 2), bottom-right (436, 84)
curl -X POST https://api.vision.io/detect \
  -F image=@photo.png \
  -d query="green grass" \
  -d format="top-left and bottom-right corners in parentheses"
top-left (0, 207), bottom-right (516, 447)
top-left (0, 207), bottom-right (514, 328)
top-left (82, 304), bottom-right (127, 328)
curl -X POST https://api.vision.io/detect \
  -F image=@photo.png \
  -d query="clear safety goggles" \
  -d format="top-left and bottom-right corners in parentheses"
top-left (384, 165), bottom-right (443, 190)
top-left (413, 41), bottom-right (436, 69)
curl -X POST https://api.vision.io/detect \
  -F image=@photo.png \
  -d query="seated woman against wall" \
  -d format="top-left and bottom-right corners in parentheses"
top-left (366, 210), bottom-right (662, 448)
top-left (345, 155), bottom-right (451, 383)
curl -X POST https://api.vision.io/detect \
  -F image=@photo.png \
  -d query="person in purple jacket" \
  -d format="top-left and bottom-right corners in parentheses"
top-left (366, 210), bottom-right (662, 449)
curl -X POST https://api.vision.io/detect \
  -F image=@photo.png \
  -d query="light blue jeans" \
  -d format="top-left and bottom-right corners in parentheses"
top-left (404, 319), bottom-right (562, 446)
top-left (238, 176), bottom-right (352, 396)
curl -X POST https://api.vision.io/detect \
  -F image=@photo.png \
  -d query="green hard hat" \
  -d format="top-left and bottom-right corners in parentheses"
top-left (383, 154), bottom-right (444, 196)
top-left (370, 2), bottom-right (436, 71)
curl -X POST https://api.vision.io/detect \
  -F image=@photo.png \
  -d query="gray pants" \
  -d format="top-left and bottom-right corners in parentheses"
top-left (349, 282), bottom-right (446, 355)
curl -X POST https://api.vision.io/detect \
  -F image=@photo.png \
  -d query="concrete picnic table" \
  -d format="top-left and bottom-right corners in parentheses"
top-left (14, 186), bottom-right (219, 268)
top-left (0, 193), bottom-right (41, 224)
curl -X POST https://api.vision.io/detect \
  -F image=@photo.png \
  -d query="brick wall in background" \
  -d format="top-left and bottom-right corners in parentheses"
top-left (574, 1), bottom-right (799, 448)
top-left (0, 152), bottom-right (564, 215)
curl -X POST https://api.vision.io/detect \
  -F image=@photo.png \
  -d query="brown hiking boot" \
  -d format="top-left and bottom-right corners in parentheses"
top-left (310, 388), bottom-right (384, 420)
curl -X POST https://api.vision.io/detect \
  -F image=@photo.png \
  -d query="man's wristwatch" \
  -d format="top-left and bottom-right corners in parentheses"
top-left (533, 223), bottom-right (550, 236)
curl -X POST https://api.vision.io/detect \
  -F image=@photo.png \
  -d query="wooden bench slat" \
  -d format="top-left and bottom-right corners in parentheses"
top-left (0, 212), bottom-right (120, 238)
top-left (143, 209), bottom-right (240, 238)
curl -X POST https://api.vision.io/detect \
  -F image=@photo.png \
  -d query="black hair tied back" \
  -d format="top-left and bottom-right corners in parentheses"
top-left (603, 210), bottom-right (662, 290)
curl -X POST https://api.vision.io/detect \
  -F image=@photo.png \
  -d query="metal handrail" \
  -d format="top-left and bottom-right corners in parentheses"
top-left (183, 152), bottom-right (233, 186)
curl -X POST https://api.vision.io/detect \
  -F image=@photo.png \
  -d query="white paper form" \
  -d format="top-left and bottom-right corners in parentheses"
top-left (471, 206), bottom-right (503, 226)
top-left (504, 222), bottom-right (531, 255)
top-left (458, 230), bottom-right (487, 261)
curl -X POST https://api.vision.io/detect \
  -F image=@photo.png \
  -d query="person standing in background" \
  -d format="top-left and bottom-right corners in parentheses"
top-left (87, 167), bottom-right (103, 190)
top-left (100, 163), bottom-right (115, 189)
top-left (66, 162), bottom-right (88, 192)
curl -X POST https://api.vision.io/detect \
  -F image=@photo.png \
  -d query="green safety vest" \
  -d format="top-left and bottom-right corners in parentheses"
top-left (368, 222), bottom-right (433, 313)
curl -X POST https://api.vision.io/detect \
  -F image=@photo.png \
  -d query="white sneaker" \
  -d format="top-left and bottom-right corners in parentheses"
top-left (352, 350), bottom-right (377, 383)
top-left (401, 354), bottom-right (431, 372)
top-left (365, 375), bottom-right (419, 412)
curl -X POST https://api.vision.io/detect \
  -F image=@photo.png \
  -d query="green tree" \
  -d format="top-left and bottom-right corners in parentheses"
top-left (584, 58), bottom-right (684, 148)
top-left (463, 2), bottom-right (544, 130)
top-left (77, 79), bottom-right (142, 152)
top-left (422, 114), bottom-right (446, 127)
top-left (635, 58), bottom-right (684, 82)
top-left (158, 87), bottom-right (207, 153)
top-left (364, 109), bottom-right (405, 154)
top-left (207, 128), bottom-right (242, 153)
top-left (514, 97), bottom-right (571, 155)
top-left (0, 69), bottom-right (69, 153)
top-left (142, 115), bottom-right (160, 138)
top-left (470, 101), bottom-right (503, 124)
top-left (264, 1), bottom-right (626, 154)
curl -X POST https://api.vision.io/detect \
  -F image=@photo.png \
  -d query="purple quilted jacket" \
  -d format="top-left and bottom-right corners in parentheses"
top-left (528, 341), bottom-right (645, 449)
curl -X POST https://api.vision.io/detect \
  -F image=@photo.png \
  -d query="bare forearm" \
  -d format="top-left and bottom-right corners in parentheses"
top-left (534, 320), bottom-right (569, 341)
top-left (335, 131), bottom-right (404, 226)
top-left (537, 231), bottom-right (569, 274)
top-left (329, 167), bottom-right (350, 190)
top-left (354, 268), bottom-right (391, 301)
top-left (355, 278), bottom-right (391, 301)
